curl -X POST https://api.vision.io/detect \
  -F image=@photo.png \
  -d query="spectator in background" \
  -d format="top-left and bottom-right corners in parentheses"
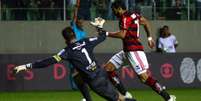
top-left (124, 0), bottom-right (136, 11)
top-left (1, 0), bottom-right (7, 20)
top-left (107, 0), bottom-right (116, 20)
top-left (165, 0), bottom-right (183, 20)
top-left (37, 0), bottom-right (52, 20)
top-left (93, 0), bottom-right (108, 19)
top-left (28, 0), bottom-right (39, 20)
top-left (54, 0), bottom-right (71, 20)
top-left (157, 25), bottom-right (178, 53)
top-left (13, 0), bottom-right (28, 20)
top-left (156, 27), bottom-right (164, 52)
top-left (196, 0), bottom-right (201, 20)
top-left (47, 0), bottom-right (57, 20)
top-left (54, 0), bottom-right (62, 20)
top-left (78, 0), bottom-right (92, 20)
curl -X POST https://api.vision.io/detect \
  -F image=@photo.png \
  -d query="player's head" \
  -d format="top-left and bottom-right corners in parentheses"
top-left (62, 27), bottom-right (76, 44)
top-left (163, 25), bottom-right (170, 36)
top-left (111, 0), bottom-right (127, 18)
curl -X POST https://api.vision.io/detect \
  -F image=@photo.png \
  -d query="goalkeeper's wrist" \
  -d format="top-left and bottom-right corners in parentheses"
top-left (106, 32), bottom-right (109, 36)
top-left (148, 37), bottom-right (153, 41)
top-left (25, 63), bottom-right (32, 69)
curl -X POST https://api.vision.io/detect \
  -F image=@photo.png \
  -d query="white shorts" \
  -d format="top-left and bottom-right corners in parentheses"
top-left (109, 50), bottom-right (149, 75)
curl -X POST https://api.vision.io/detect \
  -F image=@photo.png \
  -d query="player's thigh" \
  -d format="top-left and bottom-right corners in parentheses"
top-left (88, 76), bottom-right (119, 101)
top-left (107, 50), bottom-right (125, 70)
top-left (73, 73), bottom-right (85, 87)
top-left (126, 51), bottom-right (149, 75)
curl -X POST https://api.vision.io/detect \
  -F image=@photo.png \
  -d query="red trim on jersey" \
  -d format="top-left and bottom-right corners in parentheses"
top-left (134, 52), bottom-right (145, 70)
top-left (124, 46), bottom-right (144, 51)
top-left (125, 39), bottom-right (140, 43)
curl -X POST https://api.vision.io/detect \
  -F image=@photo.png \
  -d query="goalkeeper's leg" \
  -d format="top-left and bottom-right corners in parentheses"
top-left (73, 71), bottom-right (92, 101)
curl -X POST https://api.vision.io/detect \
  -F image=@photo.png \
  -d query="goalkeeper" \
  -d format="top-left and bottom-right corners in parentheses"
top-left (13, 26), bottom-right (136, 101)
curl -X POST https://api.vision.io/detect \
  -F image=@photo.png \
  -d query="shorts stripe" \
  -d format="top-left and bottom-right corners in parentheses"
top-left (133, 51), bottom-right (145, 70)
top-left (128, 52), bottom-right (136, 67)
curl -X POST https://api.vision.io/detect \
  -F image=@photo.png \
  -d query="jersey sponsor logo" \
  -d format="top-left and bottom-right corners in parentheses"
top-left (131, 14), bottom-right (137, 19)
top-left (73, 42), bottom-right (86, 50)
top-left (86, 61), bottom-right (97, 72)
top-left (89, 37), bottom-right (98, 41)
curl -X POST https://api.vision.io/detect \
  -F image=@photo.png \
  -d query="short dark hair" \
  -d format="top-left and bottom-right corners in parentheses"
top-left (163, 25), bottom-right (169, 29)
top-left (111, 0), bottom-right (126, 10)
top-left (62, 27), bottom-right (75, 42)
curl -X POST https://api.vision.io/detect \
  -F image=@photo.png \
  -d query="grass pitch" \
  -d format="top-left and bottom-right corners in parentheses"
top-left (0, 88), bottom-right (200, 101)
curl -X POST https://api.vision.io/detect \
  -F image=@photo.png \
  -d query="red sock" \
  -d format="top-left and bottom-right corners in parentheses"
top-left (145, 76), bottom-right (162, 93)
top-left (145, 76), bottom-right (170, 100)
top-left (107, 71), bottom-right (119, 84)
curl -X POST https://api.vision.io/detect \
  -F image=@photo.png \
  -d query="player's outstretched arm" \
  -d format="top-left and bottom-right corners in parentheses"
top-left (13, 54), bottom-right (63, 74)
top-left (13, 63), bottom-right (31, 74)
top-left (90, 17), bottom-right (126, 39)
top-left (107, 30), bottom-right (126, 39)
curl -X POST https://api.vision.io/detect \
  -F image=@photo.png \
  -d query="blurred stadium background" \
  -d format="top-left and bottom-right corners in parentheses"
top-left (0, 0), bottom-right (201, 101)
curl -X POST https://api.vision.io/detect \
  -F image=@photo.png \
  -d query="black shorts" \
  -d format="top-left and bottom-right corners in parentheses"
top-left (87, 70), bottom-right (119, 101)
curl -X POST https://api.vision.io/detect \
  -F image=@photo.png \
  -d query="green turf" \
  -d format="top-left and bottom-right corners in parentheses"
top-left (0, 88), bottom-right (201, 101)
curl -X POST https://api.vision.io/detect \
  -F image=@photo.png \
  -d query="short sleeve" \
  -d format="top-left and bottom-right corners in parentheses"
top-left (158, 38), bottom-right (162, 48)
top-left (172, 35), bottom-right (178, 44)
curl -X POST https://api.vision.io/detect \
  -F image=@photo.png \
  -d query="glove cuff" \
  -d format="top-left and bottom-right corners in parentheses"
top-left (25, 63), bottom-right (32, 69)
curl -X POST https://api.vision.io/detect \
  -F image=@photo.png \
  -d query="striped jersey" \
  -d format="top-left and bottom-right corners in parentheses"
top-left (119, 11), bottom-right (144, 51)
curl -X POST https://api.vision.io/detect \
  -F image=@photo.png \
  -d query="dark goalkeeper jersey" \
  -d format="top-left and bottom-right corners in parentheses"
top-left (30, 33), bottom-right (107, 79)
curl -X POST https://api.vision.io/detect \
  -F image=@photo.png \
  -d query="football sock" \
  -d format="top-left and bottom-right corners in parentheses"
top-left (108, 71), bottom-right (127, 95)
top-left (73, 74), bottom-right (92, 101)
top-left (145, 76), bottom-right (170, 101)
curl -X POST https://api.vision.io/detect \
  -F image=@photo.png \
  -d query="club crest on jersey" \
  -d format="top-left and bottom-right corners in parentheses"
top-left (131, 14), bottom-right (137, 19)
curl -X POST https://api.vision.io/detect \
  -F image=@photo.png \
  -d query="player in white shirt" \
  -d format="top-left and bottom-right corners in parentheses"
top-left (158, 25), bottom-right (178, 53)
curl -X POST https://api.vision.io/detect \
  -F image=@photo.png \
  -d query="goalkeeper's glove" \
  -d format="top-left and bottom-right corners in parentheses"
top-left (90, 17), bottom-right (105, 28)
top-left (13, 63), bottom-right (32, 74)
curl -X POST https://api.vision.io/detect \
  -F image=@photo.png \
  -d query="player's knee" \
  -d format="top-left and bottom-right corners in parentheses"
top-left (138, 72), bottom-right (149, 83)
top-left (118, 93), bottom-right (124, 101)
top-left (104, 62), bottom-right (115, 71)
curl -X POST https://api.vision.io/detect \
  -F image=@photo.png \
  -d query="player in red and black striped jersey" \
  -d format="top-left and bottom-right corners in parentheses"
top-left (103, 1), bottom-right (176, 101)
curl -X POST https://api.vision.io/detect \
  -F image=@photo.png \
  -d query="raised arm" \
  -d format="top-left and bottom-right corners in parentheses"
top-left (73, 0), bottom-right (80, 22)
top-left (107, 30), bottom-right (126, 39)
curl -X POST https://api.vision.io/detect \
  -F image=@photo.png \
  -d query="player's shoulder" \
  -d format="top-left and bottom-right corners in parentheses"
top-left (169, 34), bottom-right (176, 39)
top-left (159, 37), bottom-right (163, 41)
